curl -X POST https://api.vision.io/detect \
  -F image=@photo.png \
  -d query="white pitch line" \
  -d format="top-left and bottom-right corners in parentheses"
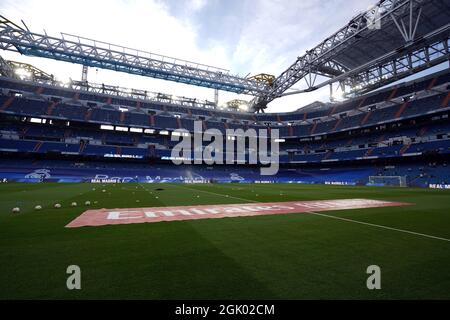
top-left (142, 183), bottom-right (450, 243)
top-left (307, 211), bottom-right (450, 243)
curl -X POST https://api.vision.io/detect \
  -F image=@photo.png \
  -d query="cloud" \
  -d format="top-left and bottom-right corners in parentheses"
top-left (190, 0), bottom-right (207, 12)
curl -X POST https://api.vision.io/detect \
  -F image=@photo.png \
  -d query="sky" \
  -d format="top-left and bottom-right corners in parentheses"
top-left (0, 0), bottom-right (441, 113)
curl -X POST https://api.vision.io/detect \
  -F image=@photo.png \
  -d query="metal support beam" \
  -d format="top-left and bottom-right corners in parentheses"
top-left (280, 30), bottom-right (449, 98)
top-left (2, 59), bottom-right (54, 81)
top-left (0, 15), bottom-right (269, 95)
top-left (0, 54), bottom-right (14, 78)
top-left (0, 75), bottom-right (236, 111)
top-left (390, 0), bottom-right (422, 42)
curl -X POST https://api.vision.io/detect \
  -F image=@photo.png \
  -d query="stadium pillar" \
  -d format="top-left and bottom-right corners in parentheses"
top-left (81, 65), bottom-right (88, 83)
top-left (214, 89), bottom-right (219, 108)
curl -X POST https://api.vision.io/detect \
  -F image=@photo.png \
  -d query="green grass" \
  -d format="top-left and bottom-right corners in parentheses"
top-left (0, 182), bottom-right (449, 299)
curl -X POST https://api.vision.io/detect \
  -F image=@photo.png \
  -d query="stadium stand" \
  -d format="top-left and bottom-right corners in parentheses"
top-left (1, 68), bottom-right (450, 187)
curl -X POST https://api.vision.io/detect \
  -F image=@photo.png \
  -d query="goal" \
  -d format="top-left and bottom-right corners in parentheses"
top-left (368, 176), bottom-right (407, 187)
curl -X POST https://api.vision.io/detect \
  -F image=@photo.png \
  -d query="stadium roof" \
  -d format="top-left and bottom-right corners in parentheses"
top-left (252, 0), bottom-right (450, 112)
top-left (333, 1), bottom-right (448, 69)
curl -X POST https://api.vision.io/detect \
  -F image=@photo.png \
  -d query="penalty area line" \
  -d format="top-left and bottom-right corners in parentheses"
top-left (307, 211), bottom-right (450, 243)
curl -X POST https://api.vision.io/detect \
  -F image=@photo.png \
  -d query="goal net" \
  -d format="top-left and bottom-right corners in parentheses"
top-left (368, 176), bottom-right (407, 187)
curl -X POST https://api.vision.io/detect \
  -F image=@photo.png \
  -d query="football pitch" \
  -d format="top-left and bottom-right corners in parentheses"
top-left (0, 182), bottom-right (449, 299)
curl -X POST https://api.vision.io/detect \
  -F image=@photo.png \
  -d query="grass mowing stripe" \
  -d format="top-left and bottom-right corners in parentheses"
top-left (168, 183), bottom-right (450, 243)
top-left (170, 183), bottom-right (260, 203)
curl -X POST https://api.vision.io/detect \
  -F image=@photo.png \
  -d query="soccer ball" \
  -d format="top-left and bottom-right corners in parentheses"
top-left (71, 202), bottom-right (77, 207)
top-left (85, 201), bottom-right (91, 206)
top-left (12, 207), bottom-right (20, 213)
top-left (54, 203), bottom-right (61, 209)
top-left (35, 205), bottom-right (42, 210)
